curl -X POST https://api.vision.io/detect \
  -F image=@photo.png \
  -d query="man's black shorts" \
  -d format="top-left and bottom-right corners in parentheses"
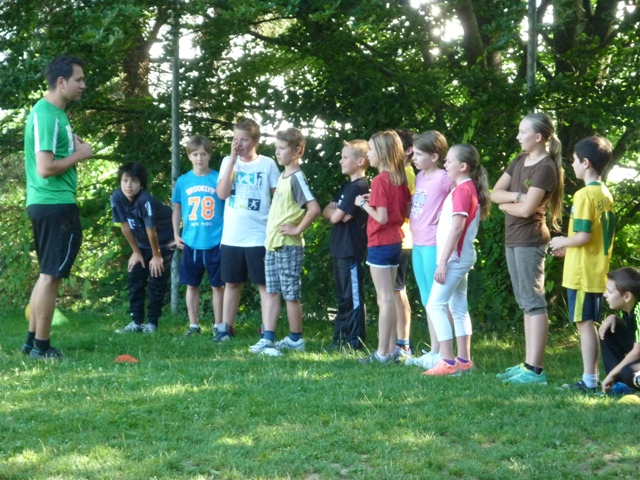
top-left (27, 204), bottom-right (82, 278)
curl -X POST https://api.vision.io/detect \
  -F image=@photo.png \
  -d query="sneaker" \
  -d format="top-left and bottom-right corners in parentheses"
top-left (496, 363), bottom-right (525, 380)
top-left (393, 345), bottom-right (413, 362)
top-left (561, 380), bottom-right (600, 393)
top-left (405, 351), bottom-right (442, 369)
top-left (142, 324), bottom-right (157, 334)
top-left (249, 338), bottom-right (275, 354)
top-left (503, 368), bottom-right (548, 385)
top-left (212, 325), bottom-right (235, 343)
top-left (275, 337), bottom-right (305, 351)
top-left (457, 359), bottom-right (474, 373)
top-left (358, 351), bottom-right (390, 364)
top-left (610, 382), bottom-right (635, 396)
top-left (184, 325), bottom-right (201, 337)
top-left (20, 344), bottom-right (33, 355)
top-left (115, 321), bottom-right (144, 334)
top-left (29, 347), bottom-right (63, 360)
top-left (422, 358), bottom-right (461, 376)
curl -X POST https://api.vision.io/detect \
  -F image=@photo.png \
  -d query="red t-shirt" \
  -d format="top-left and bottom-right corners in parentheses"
top-left (367, 171), bottom-right (411, 247)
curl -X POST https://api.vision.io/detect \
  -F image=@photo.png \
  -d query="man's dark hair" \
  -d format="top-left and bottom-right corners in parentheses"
top-left (574, 136), bottom-right (612, 175)
top-left (44, 55), bottom-right (85, 89)
top-left (118, 162), bottom-right (148, 190)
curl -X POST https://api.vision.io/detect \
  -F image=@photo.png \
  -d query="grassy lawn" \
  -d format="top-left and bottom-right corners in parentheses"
top-left (1, 306), bottom-right (638, 479)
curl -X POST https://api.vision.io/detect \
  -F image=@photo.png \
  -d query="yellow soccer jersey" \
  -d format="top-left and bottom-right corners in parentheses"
top-left (562, 182), bottom-right (615, 292)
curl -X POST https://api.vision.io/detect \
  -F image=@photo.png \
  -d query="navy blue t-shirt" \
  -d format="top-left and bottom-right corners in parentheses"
top-left (329, 177), bottom-right (369, 261)
top-left (111, 188), bottom-right (175, 250)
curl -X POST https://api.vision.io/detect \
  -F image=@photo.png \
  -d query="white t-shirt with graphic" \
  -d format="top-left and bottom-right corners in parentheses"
top-left (219, 154), bottom-right (280, 246)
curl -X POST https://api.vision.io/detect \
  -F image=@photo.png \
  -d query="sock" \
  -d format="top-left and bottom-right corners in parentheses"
top-left (289, 331), bottom-right (302, 342)
top-left (217, 322), bottom-right (227, 333)
top-left (263, 330), bottom-right (276, 342)
top-left (456, 357), bottom-right (471, 364)
top-left (189, 324), bottom-right (200, 329)
top-left (524, 363), bottom-right (544, 374)
top-left (34, 338), bottom-right (50, 352)
top-left (582, 373), bottom-right (598, 388)
top-left (25, 331), bottom-right (36, 348)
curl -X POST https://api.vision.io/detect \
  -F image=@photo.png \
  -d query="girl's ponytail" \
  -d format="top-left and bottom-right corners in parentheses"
top-left (474, 165), bottom-right (492, 221)
top-left (546, 134), bottom-right (564, 231)
top-left (451, 144), bottom-right (491, 220)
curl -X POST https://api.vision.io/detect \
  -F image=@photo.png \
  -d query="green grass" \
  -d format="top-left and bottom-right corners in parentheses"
top-left (1, 306), bottom-right (638, 479)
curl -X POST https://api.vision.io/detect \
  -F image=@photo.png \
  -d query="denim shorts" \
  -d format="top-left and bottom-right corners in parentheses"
top-left (366, 243), bottom-right (402, 268)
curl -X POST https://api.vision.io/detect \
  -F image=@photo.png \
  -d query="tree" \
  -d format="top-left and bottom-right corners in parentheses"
top-left (1, 0), bottom-right (638, 327)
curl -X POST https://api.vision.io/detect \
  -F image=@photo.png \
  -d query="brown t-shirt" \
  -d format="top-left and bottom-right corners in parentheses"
top-left (504, 153), bottom-right (558, 247)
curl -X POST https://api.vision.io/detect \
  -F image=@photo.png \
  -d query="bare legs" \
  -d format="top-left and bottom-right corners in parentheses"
top-left (524, 312), bottom-right (548, 368)
top-left (29, 274), bottom-right (61, 340)
top-left (577, 320), bottom-right (599, 375)
top-left (370, 267), bottom-right (397, 357)
top-left (186, 284), bottom-right (224, 326)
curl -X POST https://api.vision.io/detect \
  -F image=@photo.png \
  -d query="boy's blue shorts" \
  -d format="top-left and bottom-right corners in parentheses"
top-left (567, 289), bottom-right (602, 323)
top-left (179, 244), bottom-right (223, 288)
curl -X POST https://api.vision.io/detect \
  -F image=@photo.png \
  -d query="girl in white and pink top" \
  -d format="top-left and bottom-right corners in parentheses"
top-left (406, 131), bottom-right (454, 369)
top-left (423, 144), bottom-right (491, 376)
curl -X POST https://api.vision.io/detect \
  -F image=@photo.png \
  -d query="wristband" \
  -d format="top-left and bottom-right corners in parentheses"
top-left (514, 192), bottom-right (523, 203)
top-left (359, 199), bottom-right (367, 207)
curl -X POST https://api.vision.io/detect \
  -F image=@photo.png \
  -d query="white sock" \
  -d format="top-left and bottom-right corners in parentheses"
top-left (582, 373), bottom-right (599, 388)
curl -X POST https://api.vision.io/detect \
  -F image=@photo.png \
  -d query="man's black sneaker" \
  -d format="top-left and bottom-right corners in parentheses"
top-left (29, 347), bottom-right (63, 360)
top-left (20, 344), bottom-right (34, 355)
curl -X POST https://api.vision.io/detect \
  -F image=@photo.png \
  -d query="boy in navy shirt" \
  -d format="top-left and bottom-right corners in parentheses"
top-left (322, 140), bottom-right (370, 349)
top-left (111, 162), bottom-right (175, 333)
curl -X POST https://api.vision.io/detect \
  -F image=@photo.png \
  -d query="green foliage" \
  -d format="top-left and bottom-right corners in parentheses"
top-left (1, 0), bottom-right (639, 328)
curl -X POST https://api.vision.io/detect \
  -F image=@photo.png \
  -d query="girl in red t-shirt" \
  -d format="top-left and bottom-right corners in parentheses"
top-left (355, 131), bottom-right (411, 364)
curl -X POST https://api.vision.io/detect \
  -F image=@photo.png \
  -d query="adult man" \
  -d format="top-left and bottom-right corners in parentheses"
top-left (22, 55), bottom-right (94, 360)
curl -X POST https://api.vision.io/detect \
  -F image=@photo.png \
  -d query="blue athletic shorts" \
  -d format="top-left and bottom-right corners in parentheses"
top-left (567, 289), bottom-right (602, 323)
top-left (179, 244), bottom-right (223, 287)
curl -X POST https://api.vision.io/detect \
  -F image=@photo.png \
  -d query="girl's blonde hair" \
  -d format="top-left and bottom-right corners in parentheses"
top-left (450, 144), bottom-right (491, 220)
top-left (523, 112), bottom-right (564, 231)
top-left (369, 131), bottom-right (407, 186)
top-left (412, 130), bottom-right (448, 160)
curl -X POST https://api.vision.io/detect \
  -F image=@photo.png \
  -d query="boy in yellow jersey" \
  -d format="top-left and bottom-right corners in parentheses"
top-left (549, 136), bottom-right (615, 392)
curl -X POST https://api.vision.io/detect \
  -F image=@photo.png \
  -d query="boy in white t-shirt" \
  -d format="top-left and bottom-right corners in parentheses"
top-left (215, 118), bottom-right (280, 342)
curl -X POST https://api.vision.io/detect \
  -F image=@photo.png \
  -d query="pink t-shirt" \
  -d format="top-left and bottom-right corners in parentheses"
top-left (436, 179), bottom-right (480, 267)
top-left (410, 169), bottom-right (454, 246)
top-left (367, 171), bottom-right (411, 247)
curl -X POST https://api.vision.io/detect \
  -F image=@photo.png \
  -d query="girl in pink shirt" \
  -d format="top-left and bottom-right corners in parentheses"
top-left (405, 131), bottom-right (454, 370)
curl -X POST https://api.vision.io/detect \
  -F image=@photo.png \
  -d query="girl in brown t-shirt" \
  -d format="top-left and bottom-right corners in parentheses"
top-left (490, 112), bottom-right (564, 385)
